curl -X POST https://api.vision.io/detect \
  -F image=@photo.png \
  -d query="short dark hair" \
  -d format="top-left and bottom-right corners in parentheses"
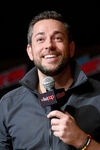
top-left (27, 10), bottom-right (72, 46)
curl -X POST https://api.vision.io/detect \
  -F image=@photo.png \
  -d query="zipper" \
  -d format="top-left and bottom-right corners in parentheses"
top-left (49, 119), bottom-right (52, 150)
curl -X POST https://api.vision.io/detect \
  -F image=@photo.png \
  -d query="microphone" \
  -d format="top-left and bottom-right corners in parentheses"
top-left (38, 76), bottom-right (57, 107)
top-left (42, 76), bottom-right (55, 92)
top-left (38, 76), bottom-right (65, 109)
top-left (42, 76), bottom-right (58, 110)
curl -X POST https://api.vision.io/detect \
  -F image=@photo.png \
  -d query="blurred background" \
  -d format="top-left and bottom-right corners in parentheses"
top-left (0, 1), bottom-right (100, 98)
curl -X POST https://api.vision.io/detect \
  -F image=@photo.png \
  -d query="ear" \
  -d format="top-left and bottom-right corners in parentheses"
top-left (69, 41), bottom-right (75, 58)
top-left (27, 44), bottom-right (34, 61)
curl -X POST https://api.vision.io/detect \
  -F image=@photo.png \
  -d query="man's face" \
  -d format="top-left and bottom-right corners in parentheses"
top-left (27, 19), bottom-right (75, 76)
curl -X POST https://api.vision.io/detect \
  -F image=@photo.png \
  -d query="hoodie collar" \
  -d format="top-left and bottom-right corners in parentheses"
top-left (20, 67), bottom-right (39, 92)
top-left (20, 60), bottom-right (88, 92)
top-left (70, 60), bottom-right (88, 89)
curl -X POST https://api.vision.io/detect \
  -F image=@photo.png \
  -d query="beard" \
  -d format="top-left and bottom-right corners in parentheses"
top-left (33, 57), bottom-right (71, 76)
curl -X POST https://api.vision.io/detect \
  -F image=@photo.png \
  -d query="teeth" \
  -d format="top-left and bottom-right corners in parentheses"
top-left (44, 55), bottom-right (57, 58)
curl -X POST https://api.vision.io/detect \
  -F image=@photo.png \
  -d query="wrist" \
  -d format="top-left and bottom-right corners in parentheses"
top-left (74, 132), bottom-right (87, 148)
top-left (77, 134), bottom-right (92, 150)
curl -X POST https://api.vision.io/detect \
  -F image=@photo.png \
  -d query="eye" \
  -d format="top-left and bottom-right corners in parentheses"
top-left (36, 37), bottom-right (45, 43)
top-left (54, 36), bottom-right (63, 42)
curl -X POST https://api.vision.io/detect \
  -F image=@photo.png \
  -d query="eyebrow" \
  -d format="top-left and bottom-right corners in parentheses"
top-left (53, 31), bottom-right (65, 36)
top-left (34, 32), bottom-right (45, 38)
top-left (34, 30), bottom-right (65, 38)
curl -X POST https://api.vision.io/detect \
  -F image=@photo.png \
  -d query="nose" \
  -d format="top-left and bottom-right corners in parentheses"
top-left (45, 38), bottom-right (55, 50)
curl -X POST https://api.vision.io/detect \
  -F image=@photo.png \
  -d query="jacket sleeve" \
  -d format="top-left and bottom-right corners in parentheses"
top-left (0, 98), bottom-right (12, 150)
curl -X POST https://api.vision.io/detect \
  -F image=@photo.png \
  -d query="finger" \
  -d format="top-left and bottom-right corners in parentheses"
top-left (47, 110), bottom-right (65, 119)
top-left (51, 118), bottom-right (59, 126)
top-left (51, 124), bottom-right (59, 131)
top-left (53, 131), bottom-right (59, 137)
top-left (64, 111), bottom-right (74, 121)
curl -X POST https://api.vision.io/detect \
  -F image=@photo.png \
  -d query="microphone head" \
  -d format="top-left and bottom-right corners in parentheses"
top-left (42, 76), bottom-right (55, 91)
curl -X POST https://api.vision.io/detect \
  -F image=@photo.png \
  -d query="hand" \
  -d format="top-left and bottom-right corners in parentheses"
top-left (47, 110), bottom-right (87, 148)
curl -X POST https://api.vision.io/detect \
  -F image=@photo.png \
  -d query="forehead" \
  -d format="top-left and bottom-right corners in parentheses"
top-left (32, 19), bottom-right (67, 35)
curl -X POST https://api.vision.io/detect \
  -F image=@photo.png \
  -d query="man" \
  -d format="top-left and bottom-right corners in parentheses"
top-left (0, 10), bottom-right (100, 150)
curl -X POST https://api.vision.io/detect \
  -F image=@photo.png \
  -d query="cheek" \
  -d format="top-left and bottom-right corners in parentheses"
top-left (32, 42), bottom-right (43, 52)
top-left (59, 45), bottom-right (69, 57)
top-left (32, 45), bottom-right (41, 57)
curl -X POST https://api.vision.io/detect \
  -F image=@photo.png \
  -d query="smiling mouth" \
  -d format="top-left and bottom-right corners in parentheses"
top-left (43, 54), bottom-right (58, 59)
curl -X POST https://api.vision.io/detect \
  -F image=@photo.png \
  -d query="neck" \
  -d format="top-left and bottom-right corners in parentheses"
top-left (37, 64), bottom-right (74, 93)
top-left (53, 64), bottom-right (74, 90)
